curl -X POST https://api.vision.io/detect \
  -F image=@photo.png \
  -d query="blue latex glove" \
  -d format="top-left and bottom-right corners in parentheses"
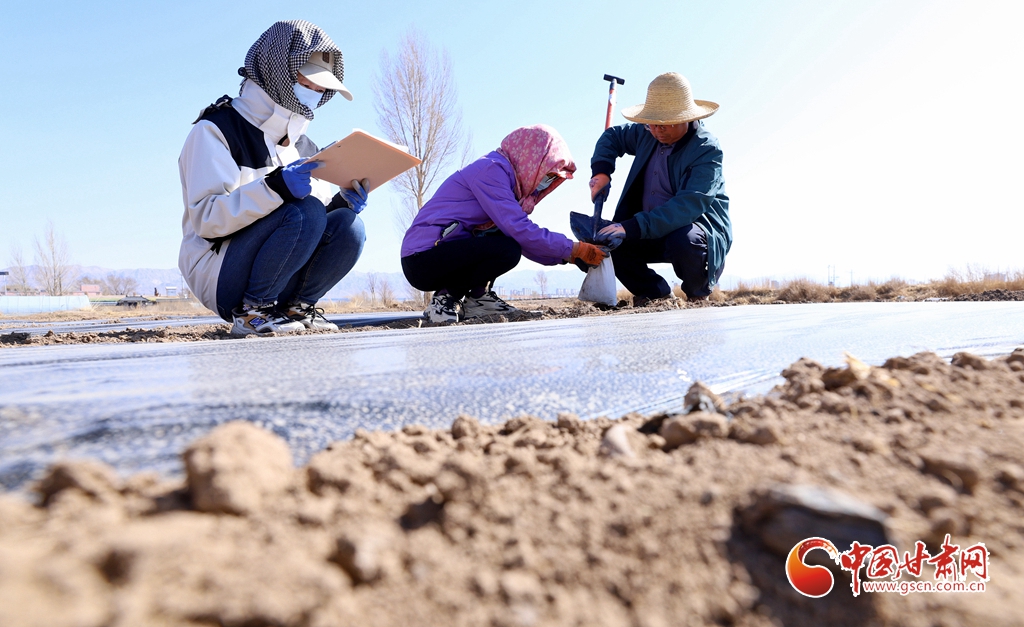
top-left (595, 223), bottom-right (625, 249)
top-left (339, 178), bottom-right (370, 214)
top-left (281, 160), bottom-right (322, 199)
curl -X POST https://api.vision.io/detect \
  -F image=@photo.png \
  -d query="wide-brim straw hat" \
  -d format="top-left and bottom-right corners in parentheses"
top-left (622, 72), bottom-right (718, 125)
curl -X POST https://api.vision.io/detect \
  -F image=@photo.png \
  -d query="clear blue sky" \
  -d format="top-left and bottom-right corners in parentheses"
top-left (1, 0), bottom-right (1021, 284)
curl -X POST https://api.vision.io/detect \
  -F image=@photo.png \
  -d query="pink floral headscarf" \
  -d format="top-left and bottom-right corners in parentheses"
top-left (497, 125), bottom-right (576, 215)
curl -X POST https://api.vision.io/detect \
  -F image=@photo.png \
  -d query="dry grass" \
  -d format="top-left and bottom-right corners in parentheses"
top-left (933, 266), bottom-right (1024, 297)
top-left (717, 266), bottom-right (1024, 304)
top-left (318, 296), bottom-right (418, 314)
top-left (776, 278), bottom-right (834, 303)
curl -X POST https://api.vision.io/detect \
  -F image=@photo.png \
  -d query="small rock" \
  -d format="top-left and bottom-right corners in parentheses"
top-left (729, 420), bottom-right (779, 446)
top-left (332, 530), bottom-right (394, 584)
top-left (821, 353), bottom-right (872, 390)
top-left (451, 415), bottom-right (481, 440)
top-left (647, 434), bottom-right (667, 449)
top-left (183, 421), bottom-right (294, 515)
top-left (920, 451), bottom-right (980, 494)
top-left (916, 484), bottom-right (958, 514)
top-left (741, 484), bottom-right (890, 556)
top-left (996, 464), bottom-right (1024, 492)
top-left (556, 412), bottom-right (582, 434)
top-left (599, 424), bottom-right (635, 458)
top-left (502, 416), bottom-right (545, 434)
top-left (851, 436), bottom-right (889, 455)
top-left (951, 352), bottom-right (989, 370)
top-left (35, 460), bottom-right (122, 507)
top-left (683, 381), bottom-right (726, 414)
top-left (1007, 348), bottom-right (1024, 366)
top-left (660, 412), bottom-right (728, 450)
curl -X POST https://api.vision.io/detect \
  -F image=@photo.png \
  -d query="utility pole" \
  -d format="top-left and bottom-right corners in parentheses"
top-left (849, 270), bottom-right (854, 287)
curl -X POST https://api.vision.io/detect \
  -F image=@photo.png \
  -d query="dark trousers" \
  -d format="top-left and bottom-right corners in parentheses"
top-left (611, 223), bottom-right (720, 299)
top-left (402, 234), bottom-right (522, 299)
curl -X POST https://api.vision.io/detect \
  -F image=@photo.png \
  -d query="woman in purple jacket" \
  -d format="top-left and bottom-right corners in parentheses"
top-left (401, 125), bottom-right (609, 322)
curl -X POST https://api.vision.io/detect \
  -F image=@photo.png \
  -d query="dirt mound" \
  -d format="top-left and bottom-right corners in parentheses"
top-left (951, 289), bottom-right (1024, 302)
top-left (2, 349), bottom-right (1023, 626)
top-left (0, 325), bottom-right (236, 346)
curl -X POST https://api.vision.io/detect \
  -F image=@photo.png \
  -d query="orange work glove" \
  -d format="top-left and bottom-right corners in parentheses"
top-left (569, 241), bottom-right (609, 268)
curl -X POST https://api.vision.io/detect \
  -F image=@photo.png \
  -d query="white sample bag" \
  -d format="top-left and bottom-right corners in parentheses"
top-left (578, 257), bottom-right (617, 306)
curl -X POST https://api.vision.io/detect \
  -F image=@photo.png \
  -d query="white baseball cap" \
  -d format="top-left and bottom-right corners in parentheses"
top-left (298, 51), bottom-right (353, 101)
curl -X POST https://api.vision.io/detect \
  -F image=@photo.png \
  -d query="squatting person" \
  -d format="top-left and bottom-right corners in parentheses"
top-left (589, 72), bottom-right (732, 305)
top-left (178, 20), bottom-right (369, 336)
top-left (401, 125), bottom-right (609, 323)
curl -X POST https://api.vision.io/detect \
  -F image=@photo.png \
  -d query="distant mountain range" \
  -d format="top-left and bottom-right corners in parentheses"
top-left (3, 264), bottom-right (743, 299)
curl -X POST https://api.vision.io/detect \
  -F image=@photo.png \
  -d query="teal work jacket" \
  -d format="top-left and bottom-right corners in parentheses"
top-left (591, 121), bottom-right (732, 287)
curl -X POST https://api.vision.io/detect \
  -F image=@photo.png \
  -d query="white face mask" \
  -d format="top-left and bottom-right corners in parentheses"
top-left (292, 82), bottom-right (324, 110)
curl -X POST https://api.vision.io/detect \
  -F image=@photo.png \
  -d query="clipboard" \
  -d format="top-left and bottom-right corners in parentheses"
top-left (302, 129), bottom-right (421, 190)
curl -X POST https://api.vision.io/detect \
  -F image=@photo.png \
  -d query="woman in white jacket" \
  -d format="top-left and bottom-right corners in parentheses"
top-left (178, 20), bottom-right (367, 336)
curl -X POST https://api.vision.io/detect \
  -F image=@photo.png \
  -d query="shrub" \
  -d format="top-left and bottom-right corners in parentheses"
top-left (777, 278), bottom-right (833, 303)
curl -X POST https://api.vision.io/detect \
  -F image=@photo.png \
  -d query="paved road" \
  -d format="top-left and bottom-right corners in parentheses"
top-left (1, 302), bottom-right (1021, 489)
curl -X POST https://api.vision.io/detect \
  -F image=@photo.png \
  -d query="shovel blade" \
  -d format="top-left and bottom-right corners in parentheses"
top-left (569, 212), bottom-right (613, 244)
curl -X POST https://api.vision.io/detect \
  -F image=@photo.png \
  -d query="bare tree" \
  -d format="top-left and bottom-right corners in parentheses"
top-left (366, 273), bottom-right (380, 305)
top-left (379, 277), bottom-right (396, 307)
top-left (534, 270), bottom-right (549, 298)
top-left (405, 281), bottom-right (432, 309)
top-left (33, 223), bottom-right (74, 296)
top-left (103, 273), bottom-right (138, 296)
top-left (6, 245), bottom-right (34, 294)
top-left (372, 29), bottom-right (467, 233)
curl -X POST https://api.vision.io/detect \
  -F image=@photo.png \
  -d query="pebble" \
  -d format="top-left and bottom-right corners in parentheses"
top-left (740, 484), bottom-right (890, 556)
top-left (920, 451), bottom-right (980, 494)
top-left (451, 415), bottom-right (482, 440)
top-left (599, 424), bottom-right (635, 458)
top-left (660, 412), bottom-right (728, 450)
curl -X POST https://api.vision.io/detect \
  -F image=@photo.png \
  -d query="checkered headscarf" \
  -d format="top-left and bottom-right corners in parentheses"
top-left (238, 20), bottom-right (345, 120)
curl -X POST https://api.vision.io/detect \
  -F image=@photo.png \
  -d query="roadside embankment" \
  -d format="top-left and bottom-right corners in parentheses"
top-left (2, 349), bottom-right (1022, 626)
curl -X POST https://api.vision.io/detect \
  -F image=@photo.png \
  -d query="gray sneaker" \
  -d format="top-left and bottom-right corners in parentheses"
top-left (284, 303), bottom-right (339, 331)
top-left (230, 304), bottom-right (305, 337)
top-left (463, 291), bottom-right (518, 319)
top-left (424, 293), bottom-right (462, 323)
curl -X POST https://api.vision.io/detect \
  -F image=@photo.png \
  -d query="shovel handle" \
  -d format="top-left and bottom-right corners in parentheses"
top-left (592, 184), bottom-right (609, 239)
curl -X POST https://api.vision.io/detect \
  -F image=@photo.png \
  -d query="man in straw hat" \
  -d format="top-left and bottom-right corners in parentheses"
top-left (589, 72), bottom-right (731, 305)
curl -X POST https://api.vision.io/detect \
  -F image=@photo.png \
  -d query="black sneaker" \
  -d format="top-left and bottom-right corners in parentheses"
top-left (424, 293), bottom-right (462, 323)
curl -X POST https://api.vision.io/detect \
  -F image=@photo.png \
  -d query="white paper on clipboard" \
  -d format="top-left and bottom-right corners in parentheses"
top-left (301, 129), bottom-right (421, 191)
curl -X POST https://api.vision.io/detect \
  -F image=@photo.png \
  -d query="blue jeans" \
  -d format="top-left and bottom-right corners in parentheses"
top-left (215, 197), bottom-right (365, 321)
